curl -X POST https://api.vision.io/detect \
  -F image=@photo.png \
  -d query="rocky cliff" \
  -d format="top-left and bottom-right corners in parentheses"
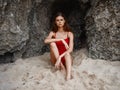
top-left (0, 0), bottom-right (119, 63)
top-left (85, 0), bottom-right (120, 60)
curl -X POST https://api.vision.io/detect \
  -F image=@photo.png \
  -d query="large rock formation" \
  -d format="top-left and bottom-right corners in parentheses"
top-left (85, 0), bottom-right (120, 60)
top-left (0, 0), bottom-right (31, 63)
top-left (0, 0), bottom-right (119, 63)
top-left (0, 0), bottom-right (89, 63)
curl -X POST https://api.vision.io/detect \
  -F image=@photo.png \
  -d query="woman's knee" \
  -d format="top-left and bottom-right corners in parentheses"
top-left (50, 42), bottom-right (56, 48)
top-left (65, 52), bottom-right (70, 58)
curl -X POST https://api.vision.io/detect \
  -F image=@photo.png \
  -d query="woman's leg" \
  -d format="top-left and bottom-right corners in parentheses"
top-left (65, 53), bottom-right (72, 80)
top-left (50, 42), bottom-right (66, 71)
top-left (50, 42), bottom-right (59, 65)
top-left (50, 47), bottom-right (56, 65)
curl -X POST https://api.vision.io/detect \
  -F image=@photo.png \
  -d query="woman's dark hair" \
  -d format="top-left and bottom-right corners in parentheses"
top-left (51, 12), bottom-right (71, 32)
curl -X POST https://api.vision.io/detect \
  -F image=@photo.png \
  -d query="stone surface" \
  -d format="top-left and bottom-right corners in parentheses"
top-left (0, 0), bottom-right (90, 63)
top-left (0, 0), bottom-right (31, 62)
top-left (0, 0), bottom-right (119, 63)
top-left (85, 0), bottom-right (120, 60)
top-left (22, 0), bottom-right (52, 58)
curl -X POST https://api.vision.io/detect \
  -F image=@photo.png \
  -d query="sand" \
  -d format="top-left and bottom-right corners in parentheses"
top-left (0, 48), bottom-right (120, 90)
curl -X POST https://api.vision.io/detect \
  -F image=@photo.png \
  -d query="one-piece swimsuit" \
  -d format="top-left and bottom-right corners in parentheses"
top-left (54, 33), bottom-right (69, 65)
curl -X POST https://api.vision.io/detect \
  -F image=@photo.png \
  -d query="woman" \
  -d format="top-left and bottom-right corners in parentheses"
top-left (44, 12), bottom-right (74, 80)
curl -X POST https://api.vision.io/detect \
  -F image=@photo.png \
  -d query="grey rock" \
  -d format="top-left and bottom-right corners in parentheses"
top-left (0, 0), bottom-right (119, 63)
top-left (85, 0), bottom-right (120, 60)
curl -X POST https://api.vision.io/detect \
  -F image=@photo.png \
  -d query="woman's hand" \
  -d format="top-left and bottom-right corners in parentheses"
top-left (55, 56), bottom-right (61, 69)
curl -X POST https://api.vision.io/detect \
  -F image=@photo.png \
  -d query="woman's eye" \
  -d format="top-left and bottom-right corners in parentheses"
top-left (56, 19), bottom-right (59, 21)
top-left (56, 19), bottom-right (63, 22)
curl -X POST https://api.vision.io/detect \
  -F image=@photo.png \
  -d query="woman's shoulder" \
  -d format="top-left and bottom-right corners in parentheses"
top-left (49, 31), bottom-right (56, 38)
top-left (68, 31), bottom-right (74, 37)
top-left (49, 31), bottom-right (55, 35)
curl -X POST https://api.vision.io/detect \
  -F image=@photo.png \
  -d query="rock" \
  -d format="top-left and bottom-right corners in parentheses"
top-left (0, 0), bottom-right (119, 63)
top-left (0, 0), bottom-right (31, 62)
top-left (85, 0), bottom-right (120, 60)
top-left (0, 0), bottom-right (90, 63)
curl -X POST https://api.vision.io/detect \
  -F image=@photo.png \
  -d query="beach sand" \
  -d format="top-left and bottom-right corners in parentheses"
top-left (0, 48), bottom-right (120, 90)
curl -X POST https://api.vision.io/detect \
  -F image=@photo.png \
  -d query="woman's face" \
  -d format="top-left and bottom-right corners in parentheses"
top-left (55, 16), bottom-right (65, 28)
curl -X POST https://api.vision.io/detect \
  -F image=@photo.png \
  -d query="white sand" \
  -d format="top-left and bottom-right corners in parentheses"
top-left (0, 48), bottom-right (120, 90)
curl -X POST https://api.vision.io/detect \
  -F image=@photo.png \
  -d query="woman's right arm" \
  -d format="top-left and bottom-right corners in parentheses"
top-left (44, 31), bottom-right (61, 44)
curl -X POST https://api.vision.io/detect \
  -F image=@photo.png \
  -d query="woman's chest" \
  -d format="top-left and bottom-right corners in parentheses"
top-left (55, 32), bottom-right (68, 39)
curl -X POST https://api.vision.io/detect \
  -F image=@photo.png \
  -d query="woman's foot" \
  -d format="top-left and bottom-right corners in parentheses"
top-left (66, 74), bottom-right (73, 81)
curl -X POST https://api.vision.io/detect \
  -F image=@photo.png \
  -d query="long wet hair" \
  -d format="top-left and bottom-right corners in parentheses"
top-left (51, 12), bottom-right (72, 33)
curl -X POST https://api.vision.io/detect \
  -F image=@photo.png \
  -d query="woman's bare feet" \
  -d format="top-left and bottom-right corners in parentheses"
top-left (66, 75), bottom-right (72, 81)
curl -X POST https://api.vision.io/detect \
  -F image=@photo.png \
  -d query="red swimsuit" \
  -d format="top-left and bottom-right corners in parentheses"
top-left (55, 35), bottom-right (69, 65)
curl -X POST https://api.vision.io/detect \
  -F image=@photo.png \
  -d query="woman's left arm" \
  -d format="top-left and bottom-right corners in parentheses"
top-left (55, 32), bottom-right (74, 68)
top-left (67, 32), bottom-right (74, 53)
top-left (59, 32), bottom-right (74, 58)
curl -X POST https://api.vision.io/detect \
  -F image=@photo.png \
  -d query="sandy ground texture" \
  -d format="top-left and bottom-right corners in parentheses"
top-left (0, 48), bottom-right (120, 90)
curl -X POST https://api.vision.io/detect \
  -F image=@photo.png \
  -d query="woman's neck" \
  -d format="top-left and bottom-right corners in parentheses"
top-left (58, 27), bottom-right (64, 32)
